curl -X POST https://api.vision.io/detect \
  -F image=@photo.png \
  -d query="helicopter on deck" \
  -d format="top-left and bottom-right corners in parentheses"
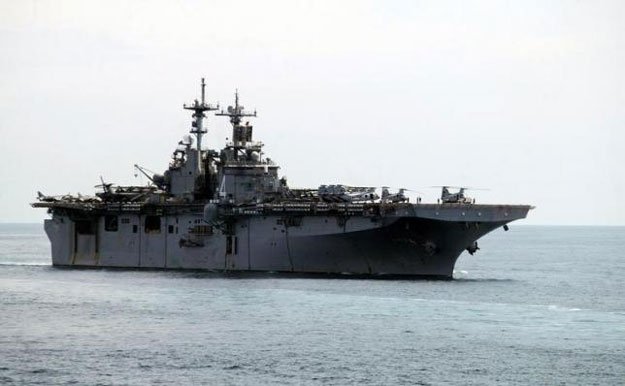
top-left (381, 187), bottom-right (409, 203)
top-left (437, 186), bottom-right (475, 204)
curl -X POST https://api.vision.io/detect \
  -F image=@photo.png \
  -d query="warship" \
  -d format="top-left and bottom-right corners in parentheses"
top-left (33, 79), bottom-right (532, 278)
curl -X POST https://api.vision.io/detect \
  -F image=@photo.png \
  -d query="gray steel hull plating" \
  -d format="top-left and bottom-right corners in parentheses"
top-left (43, 206), bottom-right (520, 278)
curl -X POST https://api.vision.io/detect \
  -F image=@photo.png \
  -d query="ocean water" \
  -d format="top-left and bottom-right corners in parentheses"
top-left (1, 224), bottom-right (624, 385)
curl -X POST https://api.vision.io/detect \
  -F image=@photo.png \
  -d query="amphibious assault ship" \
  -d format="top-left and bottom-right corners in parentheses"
top-left (33, 80), bottom-right (532, 278)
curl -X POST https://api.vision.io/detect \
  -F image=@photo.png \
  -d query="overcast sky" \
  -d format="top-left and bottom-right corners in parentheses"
top-left (1, 0), bottom-right (624, 225)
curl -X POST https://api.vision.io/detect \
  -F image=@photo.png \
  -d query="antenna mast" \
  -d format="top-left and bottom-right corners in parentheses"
top-left (183, 78), bottom-right (218, 172)
top-left (216, 89), bottom-right (257, 125)
top-left (216, 90), bottom-right (257, 151)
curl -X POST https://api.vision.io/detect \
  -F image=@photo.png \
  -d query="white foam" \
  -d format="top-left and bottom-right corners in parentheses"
top-left (453, 269), bottom-right (469, 277)
top-left (548, 304), bottom-right (582, 312)
top-left (0, 262), bottom-right (48, 266)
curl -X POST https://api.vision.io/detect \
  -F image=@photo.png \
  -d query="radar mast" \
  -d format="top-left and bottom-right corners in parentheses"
top-left (183, 78), bottom-right (218, 172)
top-left (216, 90), bottom-right (257, 152)
top-left (216, 89), bottom-right (257, 126)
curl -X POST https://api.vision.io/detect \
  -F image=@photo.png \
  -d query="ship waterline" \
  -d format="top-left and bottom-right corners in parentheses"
top-left (40, 203), bottom-right (529, 277)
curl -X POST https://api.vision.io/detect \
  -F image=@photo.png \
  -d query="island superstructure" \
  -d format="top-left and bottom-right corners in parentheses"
top-left (33, 79), bottom-right (532, 278)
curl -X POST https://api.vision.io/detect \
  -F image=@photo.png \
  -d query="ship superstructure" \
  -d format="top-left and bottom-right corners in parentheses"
top-left (33, 80), bottom-right (532, 278)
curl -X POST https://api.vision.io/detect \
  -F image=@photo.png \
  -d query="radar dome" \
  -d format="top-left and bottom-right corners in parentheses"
top-left (182, 135), bottom-right (194, 145)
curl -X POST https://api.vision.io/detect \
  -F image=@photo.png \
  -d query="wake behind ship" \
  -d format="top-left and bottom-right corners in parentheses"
top-left (33, 80), bottom-right (532, 278)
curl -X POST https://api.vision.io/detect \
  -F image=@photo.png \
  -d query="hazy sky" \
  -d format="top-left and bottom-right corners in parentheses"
top-left (1, 0), bottom-right (624, 225)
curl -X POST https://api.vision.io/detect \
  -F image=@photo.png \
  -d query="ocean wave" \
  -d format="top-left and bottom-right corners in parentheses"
top-left (452, 277), bottom-right (517, 283)
top-left (547, 304), bottom-right (582, 312)
top-left (0, 262), bottom-right (49, 266)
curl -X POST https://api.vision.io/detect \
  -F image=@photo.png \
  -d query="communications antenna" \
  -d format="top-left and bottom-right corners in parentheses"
top-left (183, 78), bottom-right (219, 171)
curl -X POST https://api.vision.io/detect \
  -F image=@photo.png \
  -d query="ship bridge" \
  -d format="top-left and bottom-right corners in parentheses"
top-left (215, 91), bottom-right (284, 204)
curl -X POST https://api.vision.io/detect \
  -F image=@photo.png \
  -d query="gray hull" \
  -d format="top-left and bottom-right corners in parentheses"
top-left (284, 218), bottom-right (505, 277)
top-left (42, 203), bottom-right (527, 278)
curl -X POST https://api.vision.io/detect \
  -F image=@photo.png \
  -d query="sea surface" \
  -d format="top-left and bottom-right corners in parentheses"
top-left (1, 223), bottom-right (624, 385)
